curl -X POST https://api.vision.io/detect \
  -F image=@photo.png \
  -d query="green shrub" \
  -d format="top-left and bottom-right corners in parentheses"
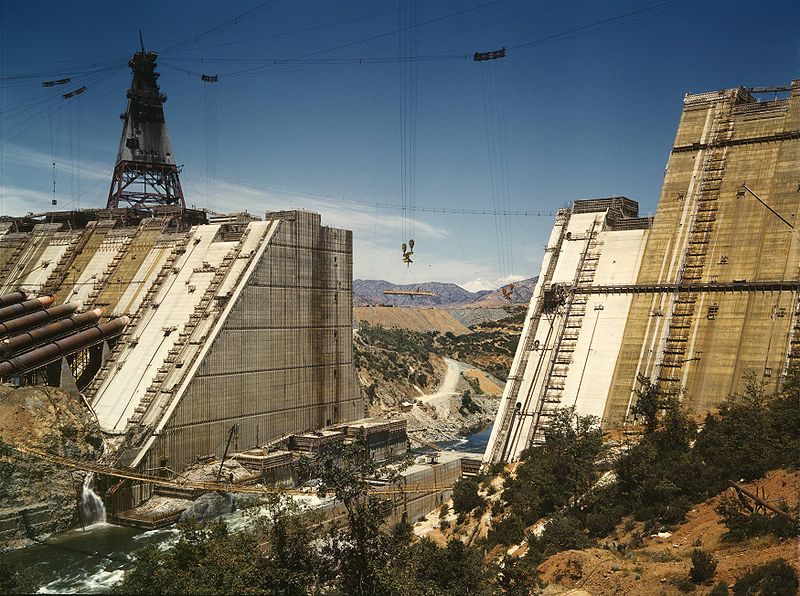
top-left (689, 549), bottom-right (717, 584)
top-left (459, 390), bottom-right (481, 415)
top-left (487, 514), bottom-right (525, 547)
top-left (0, 436), bottom-right (14, 479)
top-left (585, 508), bottom-right (623, 538)
top-left (503, 409), bottom-right (603, 525)
top-left (709, 582), bottom-right (729, 595)
top-left (733, 559), bottom-right (799, 596)
top-left (527, 515), bottom-right (589, 564)
top-left (716, 495), bottom-right (796, 541)
top-left (452, 477), bottom-right (484, 514)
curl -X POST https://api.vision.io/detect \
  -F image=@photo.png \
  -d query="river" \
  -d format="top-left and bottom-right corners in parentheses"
top-left (439, 423), bottom-right (493, 454)
top-left (7, 425), bottom-right (492, 593)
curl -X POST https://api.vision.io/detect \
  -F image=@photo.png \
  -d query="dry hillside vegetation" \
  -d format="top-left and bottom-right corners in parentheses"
top-left (536, 469), bottom-right (799, 594)
top-left (419, 375), bottom-right (800, 594)
top-left (354, 322), bottom-right (443, 409)
top-left (436, 305), bottom-right (525, 381)
top-left (354, 309), bottom-right (523, 407)
top-left (354, 307), bottom-right (524, 410)
top-left (354, 306), bottom-right (471, 335)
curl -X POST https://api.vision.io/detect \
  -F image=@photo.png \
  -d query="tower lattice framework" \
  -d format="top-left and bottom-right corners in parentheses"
top-left (107, 47), bottom-right (185, 211)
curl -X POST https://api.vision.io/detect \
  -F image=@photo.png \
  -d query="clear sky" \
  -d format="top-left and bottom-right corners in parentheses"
top-left (1, 1), bottom-right (798, 290)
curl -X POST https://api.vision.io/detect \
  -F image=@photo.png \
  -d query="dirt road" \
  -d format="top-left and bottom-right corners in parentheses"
top-left (418, 357), bottom-right (470, 402)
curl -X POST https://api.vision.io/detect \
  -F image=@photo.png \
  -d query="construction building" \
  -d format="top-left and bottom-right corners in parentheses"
top-left (0, 47), bottom-right (363, 508)
top-left (486, 81), bottom-right (800, 463)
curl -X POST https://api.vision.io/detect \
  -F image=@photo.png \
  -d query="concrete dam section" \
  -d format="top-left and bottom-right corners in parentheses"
top-left (0, 209), bottom-right (363, 508)
top-left (487, 81), bottom-right (800, 463)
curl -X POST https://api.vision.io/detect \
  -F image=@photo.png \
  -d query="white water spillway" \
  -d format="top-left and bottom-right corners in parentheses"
top-left (81, 473), bottom-right (107, 526)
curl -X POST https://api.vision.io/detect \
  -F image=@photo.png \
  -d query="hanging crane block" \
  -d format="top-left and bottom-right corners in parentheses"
top-left (62, 86), bottom-right (87, 99)
top-left (42, 78), bottom-right (71, 87)
top-left (473, 47), bottom-right (506, 61)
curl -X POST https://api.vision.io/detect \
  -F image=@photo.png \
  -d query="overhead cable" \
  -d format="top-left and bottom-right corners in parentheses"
top-left (220, 0), bottom-right (511, 77)
top-left (160, 0), bottom-right (280, 54)
top-left (183, 169), bottom-right (556, 217)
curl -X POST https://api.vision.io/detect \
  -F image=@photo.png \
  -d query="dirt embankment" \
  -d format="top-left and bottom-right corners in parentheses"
top-left (414, 467), bottom-right (799, 594)
top-left (0, 386), bottom-right (103, 545)
top-left (400, 358), bottom-right (499, 443)
top-left (355, 306), bottom-right (471, 335)
top-left (537, 469), bottom-right (799, 594)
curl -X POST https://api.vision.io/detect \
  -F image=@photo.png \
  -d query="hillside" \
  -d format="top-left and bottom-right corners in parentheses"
top-left (468, 277), bottom-right (536, 307)
top-left (354, 307), bottom-right (471, 335)
top-left (353, 278), bottom-right (535, 307)
top-left (0, 386), bottom-right (103, 543)
top-left (415, 468), bottom-right (799, 595)
top-left (414, 379), bottom-right (800, 594)
top-left (436, 305), bottom-right (526, 381)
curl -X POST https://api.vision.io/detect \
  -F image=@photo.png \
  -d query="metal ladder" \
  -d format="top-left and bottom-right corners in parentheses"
top-left (528, 219), bottom-right (601, 446)
top-left (84, 235), bottom-right (134, 309)
top-left (123, 228), bottom-right (254, 432)
top-left (41, 224), bottom-right (96, 296)
top-left (0, 235), bottom-right (31, 292)
top-left (781, 297), bottom-right (800, 381)
top-left (657, 98), bottom-right (735, 386)
top-left (486, 210), bottom-right (572, 463)
top-left (84, 231), bottom-right (194, 400)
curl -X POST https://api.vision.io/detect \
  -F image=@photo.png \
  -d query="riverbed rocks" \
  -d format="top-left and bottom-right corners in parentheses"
top-left (179, 492), bottom-right (236, 521)
top-left (402, 390), bottom-right (499, 444)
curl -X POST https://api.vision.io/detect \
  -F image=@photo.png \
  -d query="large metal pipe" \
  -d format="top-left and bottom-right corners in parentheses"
top-left (0, 308), bottom-right (103, 358)
top-left (0, 291), bottom-right (28, 308)
top-left (0, 296), bottom-right (54, 323)
top-left (0, 316), bottom-right (128, 377)
top-left (0, 301), bottom-right (81, 338)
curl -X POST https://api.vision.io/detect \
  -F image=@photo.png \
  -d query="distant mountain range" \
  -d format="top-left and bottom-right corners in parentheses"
top-left (353, 278), bottom-right (536, 307)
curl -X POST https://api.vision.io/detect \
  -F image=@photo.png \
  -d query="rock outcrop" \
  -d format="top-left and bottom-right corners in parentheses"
top-left (0, 386), bottom-right (103, 544)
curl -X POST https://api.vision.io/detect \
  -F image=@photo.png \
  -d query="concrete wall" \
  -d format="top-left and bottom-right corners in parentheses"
top-left (485, 204), bottom-right (650, 461)
top-left (0, 209), bottom-right (363, 487)
top-left (149, 211), bottom-right (363, 471)
top-left (487, 81), bottom-right (800, 462)
top-left (604, 82), bottom-right (800, 422)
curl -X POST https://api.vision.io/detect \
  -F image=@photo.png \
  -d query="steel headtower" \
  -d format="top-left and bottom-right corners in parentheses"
top-left (106, 44), bottom-right (185, 211)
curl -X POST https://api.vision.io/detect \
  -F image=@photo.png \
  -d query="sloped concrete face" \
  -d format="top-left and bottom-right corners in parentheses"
top-left (147, 210), bottom-right (363, 472)
top-left (604, 84), bottom-right (800, 423)
top-left (0, 209), bottom-right (363, 475)
top-left (485, 202), bottom-right (651, 463)
top-left (487, 81), bottom-right (800, 463)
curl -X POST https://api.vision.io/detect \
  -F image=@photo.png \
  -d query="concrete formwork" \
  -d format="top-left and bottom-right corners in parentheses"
top-left (486, 202), bottom-right (651, 462)
top-left (133, 211), bottom-right (362, 475)
top-left (604, 82), bottom-right (800, 422)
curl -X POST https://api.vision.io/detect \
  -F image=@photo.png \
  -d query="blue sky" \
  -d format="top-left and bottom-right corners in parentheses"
top-left (1, 1), bottom-right (798, 289)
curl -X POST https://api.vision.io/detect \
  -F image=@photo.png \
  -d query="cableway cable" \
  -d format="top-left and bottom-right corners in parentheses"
top-left (399, 0), bottom-right (420, 265)
top-left (160, 0), bottom-right (280, 54)
top-left (183, 169), bottom-right (556, 217)
top-left (220, 0), bottom-right (511, 78)
top-left (164, 6), bottom-right (401, 54)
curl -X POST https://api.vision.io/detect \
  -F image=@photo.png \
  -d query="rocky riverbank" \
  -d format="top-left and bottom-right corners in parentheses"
top-left (0, 386), bottom-right (103, 545)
